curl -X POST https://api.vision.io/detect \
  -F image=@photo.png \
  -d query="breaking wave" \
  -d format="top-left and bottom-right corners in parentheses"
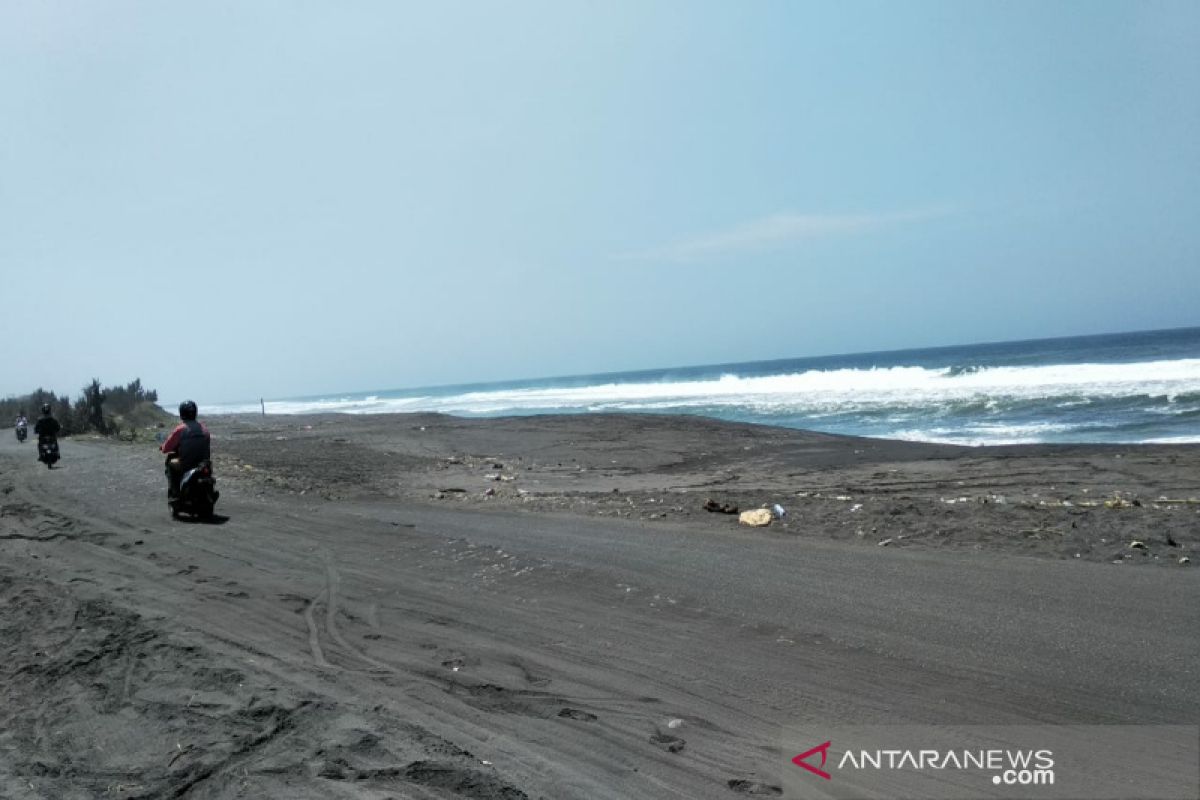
top-left (209, 356), bottom-right (1200, 445)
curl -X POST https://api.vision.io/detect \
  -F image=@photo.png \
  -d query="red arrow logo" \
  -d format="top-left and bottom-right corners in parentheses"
top-left (792, 740), bottom-right (832, 780)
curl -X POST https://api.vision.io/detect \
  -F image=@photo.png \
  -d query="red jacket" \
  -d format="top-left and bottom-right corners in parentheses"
top-left (161, 420), bottom-right (210, 455)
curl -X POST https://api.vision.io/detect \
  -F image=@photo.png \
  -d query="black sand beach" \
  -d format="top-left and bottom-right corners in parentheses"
top-left (1, 413), bottom-right (1197, 798)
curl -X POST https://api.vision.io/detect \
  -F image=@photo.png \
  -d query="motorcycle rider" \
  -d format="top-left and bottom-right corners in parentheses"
top-left (14, 410), bottom-right (29, 439)
top-left (161, 400), bottom-right (211, 498)
top-left (34, 404), bottom-right (60, 457)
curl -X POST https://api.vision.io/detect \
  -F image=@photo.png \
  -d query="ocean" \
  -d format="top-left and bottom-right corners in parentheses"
top-left (212, 327), bottom-right (1200, 446)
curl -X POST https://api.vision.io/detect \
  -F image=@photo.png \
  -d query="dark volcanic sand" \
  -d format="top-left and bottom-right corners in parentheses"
top-left (1, 413), bottom-right (1197, 799)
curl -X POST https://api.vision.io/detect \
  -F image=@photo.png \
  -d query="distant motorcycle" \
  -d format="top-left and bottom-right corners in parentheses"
top-left (37, 436), bottom-right (59, 468)
top-left (168, 457), bottom-right (219, 520)
top-left (15, 423), bottom-right (27, 443)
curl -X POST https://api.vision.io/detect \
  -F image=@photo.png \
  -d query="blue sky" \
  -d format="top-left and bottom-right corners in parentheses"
top-left (2, 1), bottom-right (1197, 404)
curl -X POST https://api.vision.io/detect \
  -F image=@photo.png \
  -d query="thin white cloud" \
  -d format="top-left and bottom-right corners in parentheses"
top-left (619, 207), bottom-right (949, 262)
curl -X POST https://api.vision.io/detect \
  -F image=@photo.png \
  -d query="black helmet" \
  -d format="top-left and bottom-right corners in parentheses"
top-left (179, 400), bottom-right (198, 420)
top-left (40, 404), bottom-right (51, 415)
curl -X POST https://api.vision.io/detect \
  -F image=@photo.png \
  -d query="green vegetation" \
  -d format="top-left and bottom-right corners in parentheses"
top-left (2, 378), bottom-right (173, 439)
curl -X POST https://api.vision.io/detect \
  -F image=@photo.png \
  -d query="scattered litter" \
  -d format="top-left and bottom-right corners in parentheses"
top-left (704, 499), bottom-right (739, 515)
top-left (1104, 496), bottom-right (1136, 509)
top-left (771, 503), bottom-right (786, 519)
top-left (835, 495), bottom-right (853, 501)
top-left (878, 538), bottom-right (894, 547)
top-left (1180, 557), bottom-right (1191, 566)
top-left (649, 733), bottom-right (686, 753)
top-left (483, 487), bottom-right (496, 497)
top-left (849, 503), bottom-right (862, 513)
top-left (667, 718), bottom-right (684, 729)
top-left (738, 509), bottom-right (773, 527)
top-left (1129, 540), bottom-right (1147, 550)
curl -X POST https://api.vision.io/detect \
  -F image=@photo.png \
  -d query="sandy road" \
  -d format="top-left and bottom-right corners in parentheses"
top-left (0, 426), bottom-right (1197, 799)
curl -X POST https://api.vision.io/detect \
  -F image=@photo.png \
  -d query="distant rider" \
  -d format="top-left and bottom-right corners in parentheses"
top-left (161, 400), bottom-right (211, 498)
top-left (15, 410), bottom-right (29, 432)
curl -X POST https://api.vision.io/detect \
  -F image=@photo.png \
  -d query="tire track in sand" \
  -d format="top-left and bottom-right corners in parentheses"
top-left (303, 588), bottom-right (332, 669)
top-left (303, 551), bottom-right (397, 674)
top-left (322, 555), bottom-right (396, 674)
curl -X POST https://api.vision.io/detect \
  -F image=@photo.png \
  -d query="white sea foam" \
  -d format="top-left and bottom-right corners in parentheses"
top-left (209, 358), bottom-right (1200, 420)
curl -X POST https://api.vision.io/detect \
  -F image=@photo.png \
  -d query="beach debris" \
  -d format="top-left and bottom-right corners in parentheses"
top-left (1104, 496), bottom-right (1137, 509)
top-left (835, 495), bottom-right (853, 501)
top-left (667, 718), bottom-right (684, 729)
top-left (704, 498), bottom-right (739, 515)
top-left (849, 503), bottom-right (863, 513)
top-left (727, 779), bottom-right (783, 795)
top-left (771, 503), bottom-right (786, 519)
top-left (738, 509), bottom-right (773, 527)
top-left (1180, 557), bottom-right (1191, 566)
top-left (1166, 534), bottom-right (1179, 547)
top-left (649, 732), bottom-right (686, 753)
top-left (878, 538), bottom-right (894, 547)
top-left (559, 708), bottom-right (598, 722)
top-left (1129, 540), bottom-right (1148, 550)
top-left (483, 487), bottom-right (496, 497)
top-left (484, 473), bottom-right (500, 481)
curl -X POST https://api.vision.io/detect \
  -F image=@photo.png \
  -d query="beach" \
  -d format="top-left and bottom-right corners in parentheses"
top-left (1, 412), bottom-right (1198, 798)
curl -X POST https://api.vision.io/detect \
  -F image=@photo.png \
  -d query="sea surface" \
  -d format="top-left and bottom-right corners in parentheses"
top-left (212, 327), bottom-right (1200, 446)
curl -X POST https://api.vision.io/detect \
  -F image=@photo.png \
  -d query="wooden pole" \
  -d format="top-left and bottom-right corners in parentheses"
top-left (260, 398), bottom-right (265, 417)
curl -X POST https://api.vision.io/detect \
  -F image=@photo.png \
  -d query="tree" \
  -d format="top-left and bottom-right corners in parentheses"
top-left (82, 378), bottom-right (107, 434)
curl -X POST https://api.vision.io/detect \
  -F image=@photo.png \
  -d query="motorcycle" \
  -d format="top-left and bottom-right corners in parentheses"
top-left (15, 423), bottom-right (27, 443)
top-left (168, 457), bottom-right (219, 519)
top-left (37, 436), bottom-right (59, 468)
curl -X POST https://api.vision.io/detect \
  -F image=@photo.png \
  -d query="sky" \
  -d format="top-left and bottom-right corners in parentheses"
top-left (2, 1), bottom-right (1198, 405)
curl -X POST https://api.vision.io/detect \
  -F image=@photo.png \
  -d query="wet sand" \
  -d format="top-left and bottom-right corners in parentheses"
top-left (1, 413), bottom-right (1197, 798)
